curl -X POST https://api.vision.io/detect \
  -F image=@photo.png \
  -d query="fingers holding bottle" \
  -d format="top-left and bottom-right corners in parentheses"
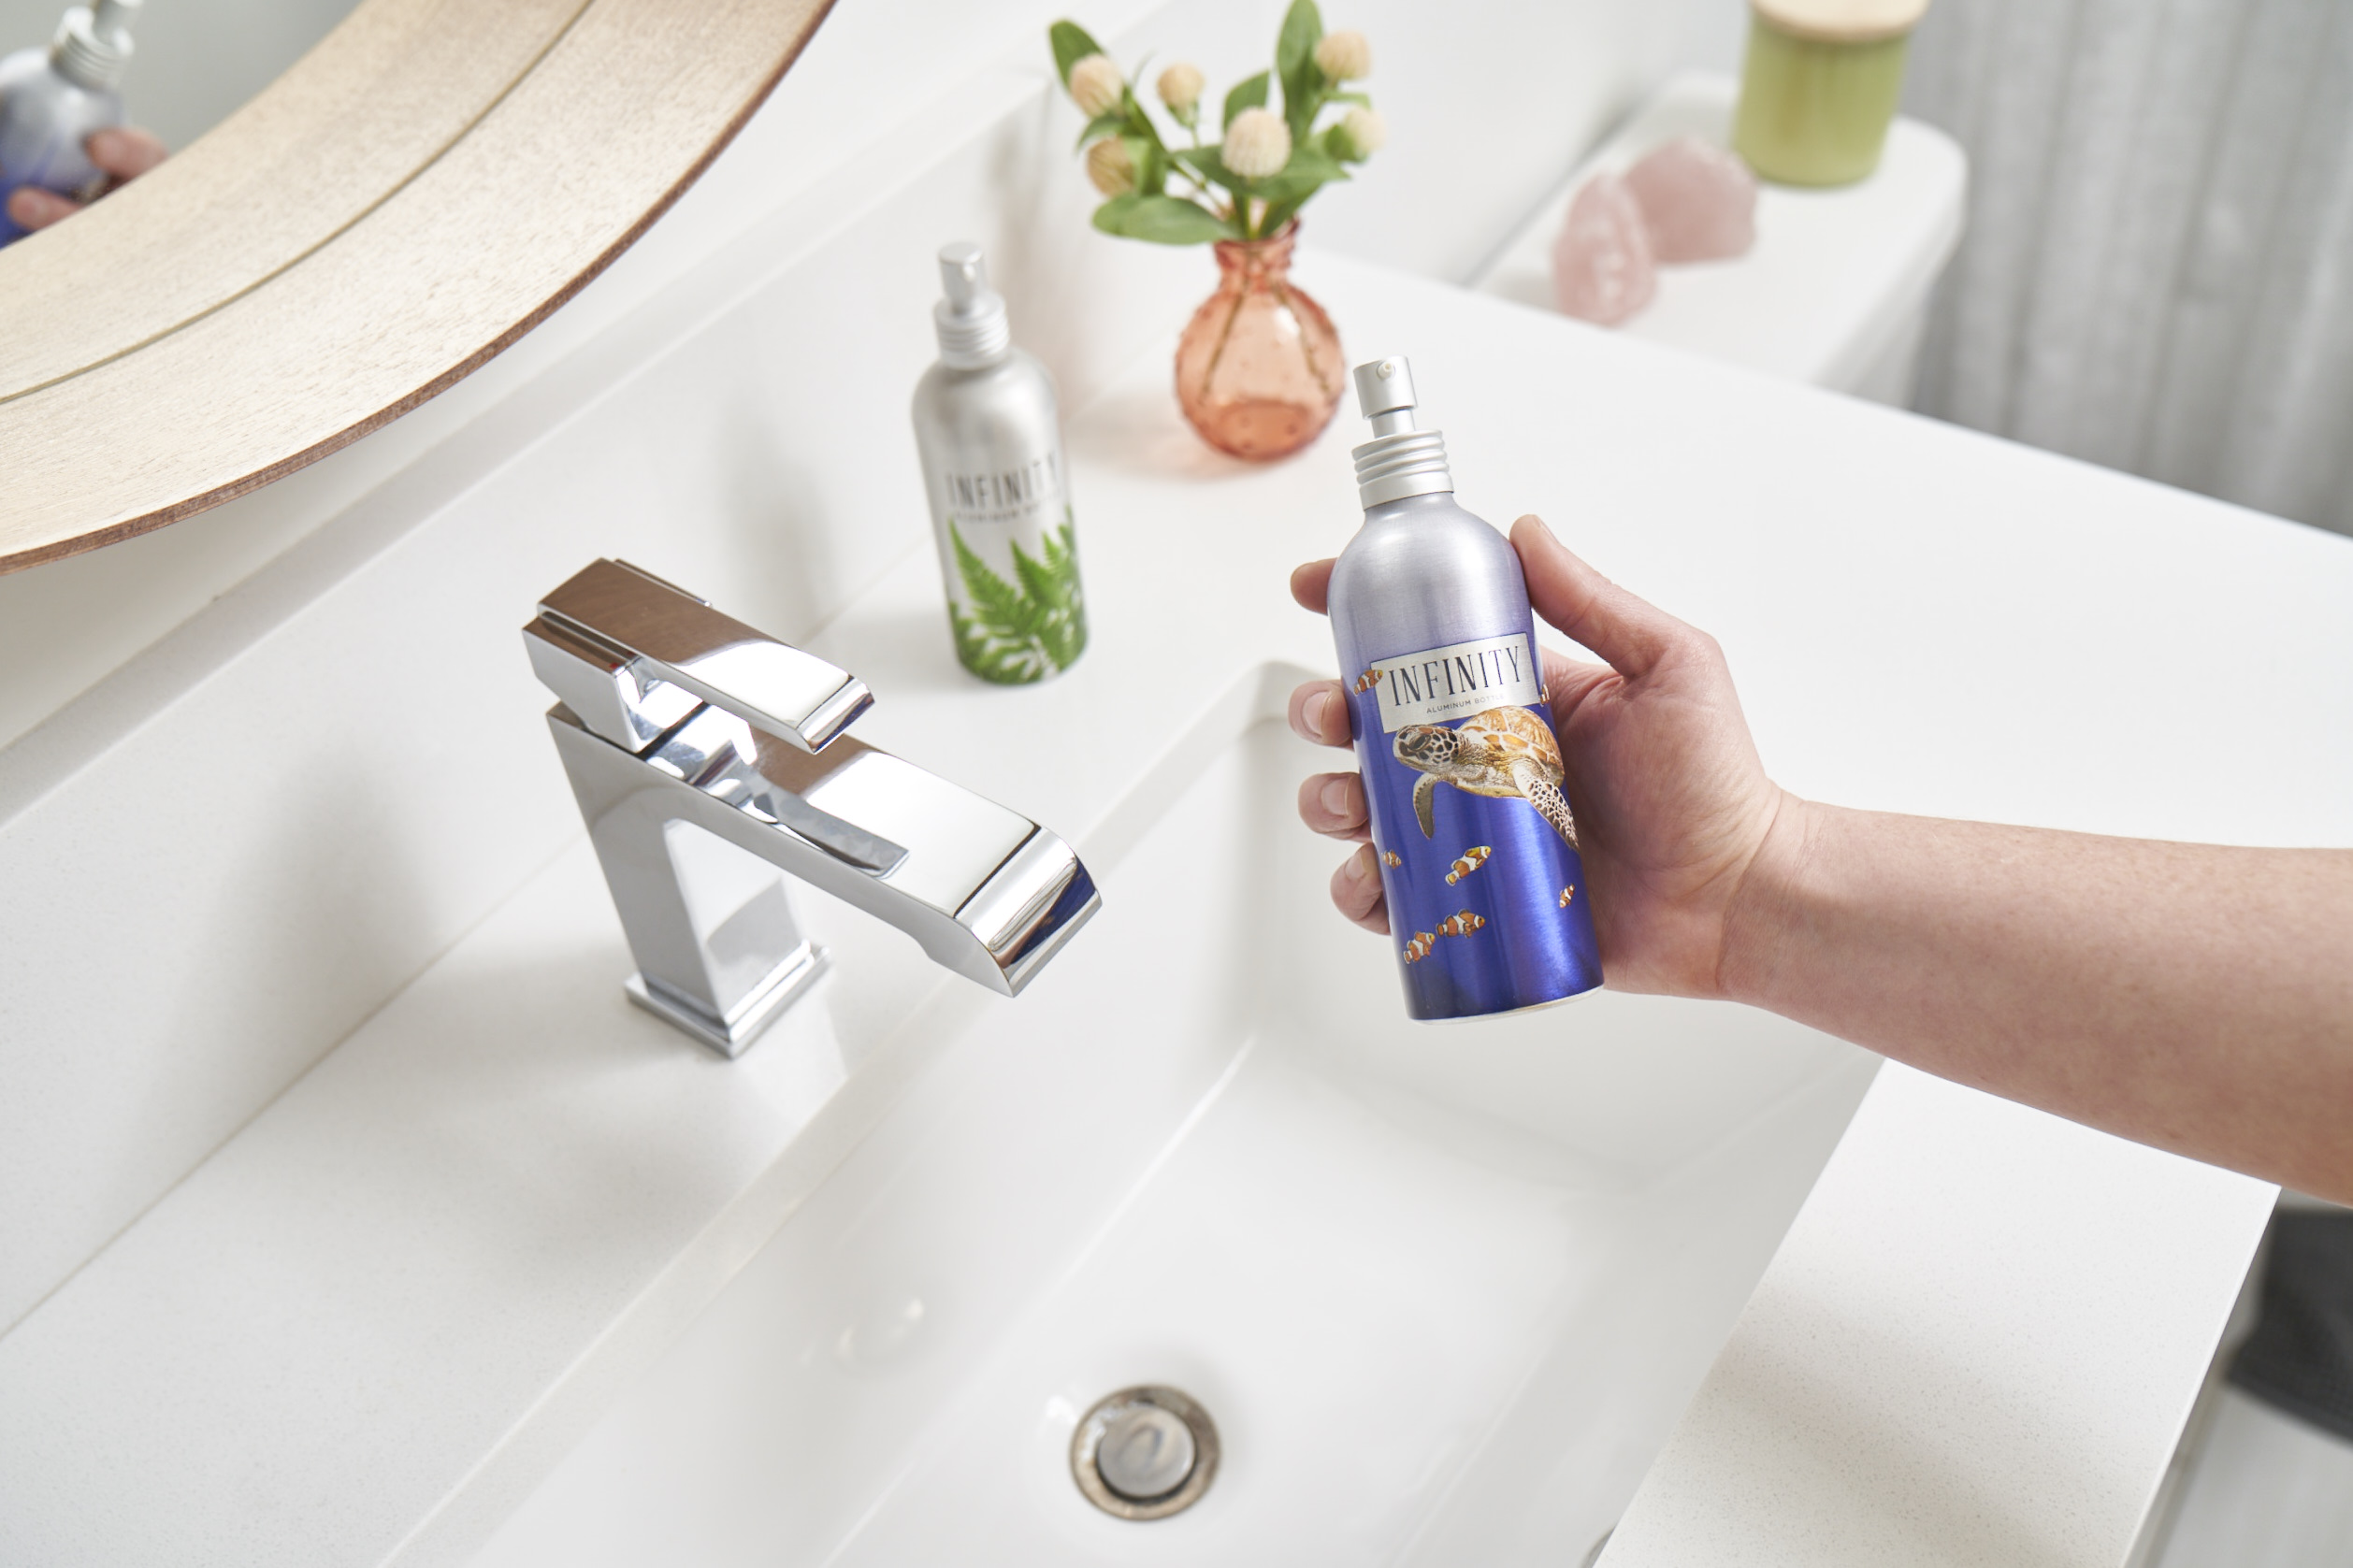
top-left (1290, 557), bottom-right (1335, 614)
top-left (5, 185), bottom-right (78, 231)
top-left (86, 124), bottom-right (165, 183)
top-left (1286, 678), bottom-right (1352, 748)
top-left (1298, 770), bottom-right (1370, 840)
top-left (1540, 644), bottom-right (1617, 724)
top-left (1512, 514), bottom-right (1698, 681)
top-left (6, 126), bottom-right (168, 234)
top-left (1331, 843), bottom-right (1390, 934)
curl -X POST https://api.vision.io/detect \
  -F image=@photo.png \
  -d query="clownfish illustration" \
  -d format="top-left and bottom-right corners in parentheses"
top-left (1558, 885), bottom-right (1576, 907)
top-left (1381, 850), bottom-right (1402, 868)
top-left (1401, 930), bottom-right (1436, 963)
top-left (1352, 667), bottom-right (1381, 693)
top-left (1444, 845), bottom-right (1493, 885)
top-left (1436, 909), bottom-right (1486, 938)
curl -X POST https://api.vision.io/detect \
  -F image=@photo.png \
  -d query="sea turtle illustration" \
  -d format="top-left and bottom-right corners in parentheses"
top-left (1393, 705), bottom-right (1578, 848)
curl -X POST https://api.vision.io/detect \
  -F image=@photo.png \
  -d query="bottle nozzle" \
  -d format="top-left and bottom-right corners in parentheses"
top-left (938, 242), bottom-right (990, 313)
top-left (1353, 356), bottom-right (1422, 436)
top-left (1350, 354), bottom-right (1452, 507)
top-left (932, 241), bottom-right (1012, 368)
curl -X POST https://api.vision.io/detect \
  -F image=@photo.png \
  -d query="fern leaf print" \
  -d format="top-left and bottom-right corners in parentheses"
top-left (946, 512), bottom-right (1087, 683)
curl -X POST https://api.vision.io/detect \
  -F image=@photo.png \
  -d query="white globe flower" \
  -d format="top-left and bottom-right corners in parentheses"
top-left (1068, 53), bottom-right (1125, 119)
top-left (1223, 108), bottom-right (1292, 180)
top-left (1085, 137), bottom-right (1137, 196)
top-left (1157, 62), bottom-right (1205, 117)
top-left (1314, 30), bottom-right (1371, 81)
top-left (1336, 106), bottom-right (1386, 159)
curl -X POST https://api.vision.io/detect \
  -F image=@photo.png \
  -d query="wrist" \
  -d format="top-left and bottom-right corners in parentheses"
top-left (1714, 790), bottom-right (1820, 1009)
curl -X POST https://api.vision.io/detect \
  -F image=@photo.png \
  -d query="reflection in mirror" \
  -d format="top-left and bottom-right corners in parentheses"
top-left (0, 0), bottom-right (357, 241)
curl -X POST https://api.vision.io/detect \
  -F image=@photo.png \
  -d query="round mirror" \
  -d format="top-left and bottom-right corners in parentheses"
top-left (0, 0), bottom-right (831, 573)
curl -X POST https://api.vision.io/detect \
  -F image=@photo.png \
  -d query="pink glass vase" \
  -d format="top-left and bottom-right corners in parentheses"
top-left (1174, 223), bottom-right (1344, 462)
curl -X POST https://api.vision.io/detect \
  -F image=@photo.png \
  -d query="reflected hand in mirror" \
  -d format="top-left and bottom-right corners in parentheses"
top-left (4, 122), bottom-right (163, 231)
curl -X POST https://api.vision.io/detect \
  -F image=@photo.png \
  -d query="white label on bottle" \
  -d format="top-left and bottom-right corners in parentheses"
top-left (938, 452), bottom-right (1063, 533)
top-left (1365, 634), bottom-right (1540, 732)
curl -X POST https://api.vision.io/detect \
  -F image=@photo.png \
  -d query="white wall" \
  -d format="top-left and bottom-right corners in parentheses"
top-left (1311, 0), bottom-right (1741, 281)
top-left (0, 0), bottom-right (1738, 1336)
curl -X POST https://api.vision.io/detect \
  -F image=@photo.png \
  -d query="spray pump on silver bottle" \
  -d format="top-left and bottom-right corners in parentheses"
top-left (1325, 356), bottom-right (1603, 1020)
top-left (0, 0), bottom-right (139, 246)
top-left (909, 242), bottom-right (1089, 684)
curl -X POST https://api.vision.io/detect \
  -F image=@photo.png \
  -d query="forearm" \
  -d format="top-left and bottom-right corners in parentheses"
top-left (1722, 800), bottom-right (2353, 1202)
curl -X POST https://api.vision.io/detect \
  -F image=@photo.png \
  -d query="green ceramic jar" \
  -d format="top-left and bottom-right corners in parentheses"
top-left (1733, 0), bottom-right (1928, 186)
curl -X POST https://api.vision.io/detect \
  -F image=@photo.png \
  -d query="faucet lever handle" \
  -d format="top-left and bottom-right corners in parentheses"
top-left (529, 558), bottom-right (873, 753)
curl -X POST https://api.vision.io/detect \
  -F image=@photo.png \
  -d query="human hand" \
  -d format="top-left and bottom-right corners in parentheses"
top-left (5, 125), bottom-right (166, 232)
top-left (1288, 514), bottom-right (1792, 998)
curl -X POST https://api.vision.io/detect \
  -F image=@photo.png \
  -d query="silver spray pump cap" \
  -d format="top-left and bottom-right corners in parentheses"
top-left (933, 241), bottom-right (1012, 370)
top-left (1350, 355), bottom-right (1454, 508)
top-left (52, 0), bottom-right (138, 93)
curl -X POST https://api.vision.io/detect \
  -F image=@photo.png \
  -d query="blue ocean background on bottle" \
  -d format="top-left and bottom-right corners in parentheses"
top-left (1349, 684), bottom-right (1604, 1021)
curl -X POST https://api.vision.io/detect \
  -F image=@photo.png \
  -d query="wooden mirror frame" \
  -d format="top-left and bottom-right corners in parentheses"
top-left (0, 0), bottom-right (832, 573)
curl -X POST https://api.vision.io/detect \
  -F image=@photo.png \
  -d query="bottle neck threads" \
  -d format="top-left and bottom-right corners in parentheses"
top-left (1353, 429), bottom-right (1453, 508)
top-left (51, 1), bottom-right (135, 92)
top-left (1349, 352), bottom-right (1453, 508)
top-left (933, 299), bottom-right (1010, 368)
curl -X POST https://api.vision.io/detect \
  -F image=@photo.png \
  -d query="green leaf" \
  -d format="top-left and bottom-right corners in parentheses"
top-left (1275, 0), bottom-right (1321, 90)
top-left (1073, 108), bottom-right (1124, 151)
top-left (1048, 21), bottom-right (1105, 86)
top-left (1258, 192), bottom-right (1310, 236)
top-left (1172, 144), bottom-right (1236, 188)
top-left (1091, 193), bottom-right (1236, 244)
top-left (1278, 145), bottom-right (1348, 183)
top-left (1249, 145), bottom-right (1349, 225)
top-left (1119, 89), bottom-right (1170, 155)
top-left (1275, 0), bottom-right (1324, 142)
top-left (947, 519), bottom-right (1087, 683)
top-left (1222, 69), bottom-right (1269, 130)
top-left (1122, 135), bottom-right (1168, 198)
top-left (1090, 194), bottom-right (1143, 233)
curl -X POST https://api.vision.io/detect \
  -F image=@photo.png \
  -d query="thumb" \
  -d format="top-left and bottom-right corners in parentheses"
top-left (7, 185), bottom-right (78, 231)
top-left (1512, 515), bottom-right (1683, 680)
top-left (86, 125), bottom-right (166, 180)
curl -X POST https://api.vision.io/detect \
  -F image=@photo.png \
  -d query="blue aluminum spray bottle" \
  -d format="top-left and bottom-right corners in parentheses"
top-left (1327, 356), bottom-right (1603, 1020)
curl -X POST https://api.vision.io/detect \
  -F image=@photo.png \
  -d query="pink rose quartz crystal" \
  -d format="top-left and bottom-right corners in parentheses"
top-left (1624, 136), bottom-right (1757, 263)
top-left (1551, 172), bottom-right (1656, 326)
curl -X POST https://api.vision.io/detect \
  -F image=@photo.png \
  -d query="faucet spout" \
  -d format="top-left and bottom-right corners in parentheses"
top-left (526, 560), bottom-right (1099, 1057)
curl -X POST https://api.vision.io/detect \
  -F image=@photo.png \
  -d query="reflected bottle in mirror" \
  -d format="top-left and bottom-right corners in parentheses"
top-left (0, 0), bottom-right (139, 245)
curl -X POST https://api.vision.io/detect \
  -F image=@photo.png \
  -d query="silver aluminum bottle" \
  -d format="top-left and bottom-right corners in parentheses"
top-left (910, 242), bottom-right (1088, 684)
top-left (1328, 356), bottom-right (1603, 1020)
top-left (0, 0), bottom-right (138, 247)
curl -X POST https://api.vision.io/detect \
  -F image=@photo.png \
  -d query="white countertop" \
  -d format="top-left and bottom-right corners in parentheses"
top-left (3, 250), bottom-right (2343, 1565)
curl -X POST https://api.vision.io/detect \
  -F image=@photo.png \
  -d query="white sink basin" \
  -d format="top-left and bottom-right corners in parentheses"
top-left (475, 682), bottom-right (1878, 1566)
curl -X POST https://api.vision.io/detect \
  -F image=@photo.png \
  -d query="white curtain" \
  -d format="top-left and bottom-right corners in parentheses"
top-left (1901, 0), bottom-right (2353, 537)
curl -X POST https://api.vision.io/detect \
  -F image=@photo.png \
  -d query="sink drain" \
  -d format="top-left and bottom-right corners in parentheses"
top-left (1070, 1386), bottom-right (1219, 1520)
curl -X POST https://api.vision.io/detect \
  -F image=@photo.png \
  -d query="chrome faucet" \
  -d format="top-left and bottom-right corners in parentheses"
top-left (524, 559), bottom-right (1099, 1057)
